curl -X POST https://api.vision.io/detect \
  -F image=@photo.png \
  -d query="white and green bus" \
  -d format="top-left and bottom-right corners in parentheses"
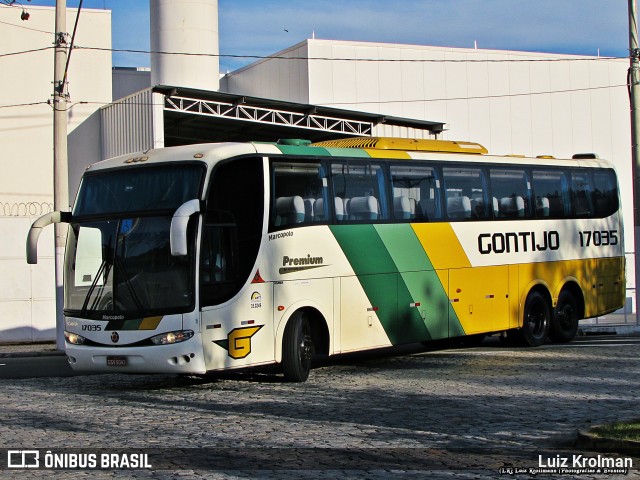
top-left (27, 137), bottom-right (624, 381)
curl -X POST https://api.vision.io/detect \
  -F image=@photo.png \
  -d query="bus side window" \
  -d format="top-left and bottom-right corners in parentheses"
top-left (592, 169), bottom-right (619, 218)
top-left (531, 169), bottom-right (567, 219)
top-left (200, 223), bottom-right (238, 306)
top-left (489, 168), bottom-right (531, 219)
top-left (570, 171), bottom-right (593, 217)
top-left (442, 166), bottom-right (489, 220)
top-left (390, 164), bottom-right (441, 222)
top-left (330, 162), bottom-right (388, 222)
top-left (271, 161), bottom-right (326, 230)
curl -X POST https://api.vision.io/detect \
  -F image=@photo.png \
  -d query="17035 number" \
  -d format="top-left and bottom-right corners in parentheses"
top-left (578, 230), bottom-right (618, 247)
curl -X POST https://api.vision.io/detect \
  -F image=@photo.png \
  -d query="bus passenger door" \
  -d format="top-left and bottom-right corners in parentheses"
top-left (449, 266), bottom-right (510, 335)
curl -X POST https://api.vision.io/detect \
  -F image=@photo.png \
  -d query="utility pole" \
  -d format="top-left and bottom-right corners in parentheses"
top-left (53, 0), bottom-right (68, 349)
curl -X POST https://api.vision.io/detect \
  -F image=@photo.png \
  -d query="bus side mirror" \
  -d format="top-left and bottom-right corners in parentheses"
top-left (170, 199), bottom-right (202, 257)
top-left (26, 211), bottom-right (71, 264)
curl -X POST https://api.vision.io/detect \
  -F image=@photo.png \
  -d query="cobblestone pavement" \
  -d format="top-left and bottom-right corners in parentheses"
top-left (0, 336), bottom-right (639, 479)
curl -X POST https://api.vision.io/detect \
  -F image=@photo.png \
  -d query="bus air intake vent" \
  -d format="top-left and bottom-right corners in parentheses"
top-left (311, 137), bottom-right (487, 154)
top-left (572, 153), bottom-right (599, 159)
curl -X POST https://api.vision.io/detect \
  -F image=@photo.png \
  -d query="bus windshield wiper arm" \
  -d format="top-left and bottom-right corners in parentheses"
top-left (80, 258), bottom-right (112, 316)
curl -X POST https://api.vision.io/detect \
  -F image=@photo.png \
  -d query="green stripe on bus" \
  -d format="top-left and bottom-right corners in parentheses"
top-left (276, 145), bottom-right (332, 156)
top-left (321, 147), bottom-right (371, 158)
top-left (330, 224), bottom-right (428, 344)
top-left (374, 224), bottom-right (464, 340)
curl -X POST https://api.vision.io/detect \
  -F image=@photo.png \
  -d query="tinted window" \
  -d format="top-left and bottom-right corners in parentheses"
top-left (592, 169), bottom-right (619, 217)
top-left (271, 161), bottom-right (327, 229)
top-left (331, 162), bottom-right (388, 222)
top-left (570, 171), bottom-right (593, 217)
top-left (442, 166), bottom-right (489, 220)
top-left (74, 165), bottom-right (204, 216)
top-left (490, 168), bottom-right (531, 219)
top-left (531, 170), bottom-right (568, 218)
top-left (390, 165), bottom-right (442, 221)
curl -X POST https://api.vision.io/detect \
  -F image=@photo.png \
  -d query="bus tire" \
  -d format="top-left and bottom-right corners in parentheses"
top-left (549, 290), bottom-right (579, 343)
top-left (520, 291), bottom-right (550, 347)
top-left (282, 311), bottom-right (314, 382)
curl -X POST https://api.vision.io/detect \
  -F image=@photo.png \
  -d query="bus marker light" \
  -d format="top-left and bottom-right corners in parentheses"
top-left (150, 330), bottom-right (194, 345)
top-left (241, 320), bottom-right (255, 325)
top-left (410, 302), bottom-right (421, 307)
top-left (367, 307), bottom-right (379, 312)
top-left (278, 306), bottom-right (285, 311)
top-left (485, 294), bottom-right (494, 299)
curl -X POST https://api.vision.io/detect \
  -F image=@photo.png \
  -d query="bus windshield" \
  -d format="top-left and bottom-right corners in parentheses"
top-left (64, 165), bottom-right (204, 319)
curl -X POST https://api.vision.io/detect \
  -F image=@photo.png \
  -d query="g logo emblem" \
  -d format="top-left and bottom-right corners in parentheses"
top-left (214, 325), bottom-right (263, 359)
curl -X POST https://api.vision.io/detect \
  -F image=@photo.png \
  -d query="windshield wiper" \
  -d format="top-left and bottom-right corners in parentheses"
top-left (80, 258), bottom-right (113, 317)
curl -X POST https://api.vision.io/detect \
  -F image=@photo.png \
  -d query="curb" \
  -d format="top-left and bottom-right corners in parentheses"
top-left (576, 429), bottom-right (640, 456)
top-left (579, 325), bottom-right (640, 336)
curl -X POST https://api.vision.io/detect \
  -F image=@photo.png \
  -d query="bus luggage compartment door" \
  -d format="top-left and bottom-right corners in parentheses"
top-left (449, 266), bottom-right (509, 335)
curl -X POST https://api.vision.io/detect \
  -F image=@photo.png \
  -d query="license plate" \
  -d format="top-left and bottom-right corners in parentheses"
top-left (106, 356), bottom-right (127, 367)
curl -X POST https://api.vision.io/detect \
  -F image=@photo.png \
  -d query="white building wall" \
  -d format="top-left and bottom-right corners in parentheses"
top-left (222, 42), bottom-right (310, 104)
top-left (0, 6), bottom-right (112, 342)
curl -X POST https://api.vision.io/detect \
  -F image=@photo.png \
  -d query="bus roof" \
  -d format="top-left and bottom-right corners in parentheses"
top-left (86, 138), bottom-right (614, 173)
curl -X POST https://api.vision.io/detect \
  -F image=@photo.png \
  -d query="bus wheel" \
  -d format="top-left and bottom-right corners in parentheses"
top-left (520, 291), bottom-right (550, 347)
top-left (282, 312), bottom-right (314, 382)
top-left (549, 290), bottom-right (579, 343)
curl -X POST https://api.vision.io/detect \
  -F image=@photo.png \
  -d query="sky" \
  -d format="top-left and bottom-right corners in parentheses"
top-left (7, 0), bottom-right (632, 72)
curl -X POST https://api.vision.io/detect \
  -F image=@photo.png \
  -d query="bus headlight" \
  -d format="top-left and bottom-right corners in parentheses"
top-left (150, 330), bottom-right (194, 345)
top-left (64, 331), bottom-right (86, 345)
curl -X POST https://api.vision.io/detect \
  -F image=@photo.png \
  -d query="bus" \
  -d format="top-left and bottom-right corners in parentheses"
top-left (26, 137), bottom-right (625, 381)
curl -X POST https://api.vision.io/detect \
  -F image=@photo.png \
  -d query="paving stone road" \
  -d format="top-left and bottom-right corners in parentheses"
top-left (0, 336), bottom-right (639, 479)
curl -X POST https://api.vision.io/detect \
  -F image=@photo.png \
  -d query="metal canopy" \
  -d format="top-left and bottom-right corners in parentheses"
top-left (153, 85), bottom-right (446, 145)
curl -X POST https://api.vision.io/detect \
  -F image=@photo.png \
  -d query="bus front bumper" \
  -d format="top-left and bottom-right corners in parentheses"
top-left (65, 334), bottom-right (206, 374)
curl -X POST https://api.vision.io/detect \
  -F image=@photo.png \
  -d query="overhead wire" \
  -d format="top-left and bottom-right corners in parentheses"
top-left (0, 81), bottom-right (628, 111)
top-left (0, 45), bottom-right (54, 57)
top-left (73, 44), bottom-right (627, 63)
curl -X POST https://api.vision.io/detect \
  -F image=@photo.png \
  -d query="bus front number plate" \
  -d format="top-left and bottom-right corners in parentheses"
top-left (106, 356), bottom-right (127, 367)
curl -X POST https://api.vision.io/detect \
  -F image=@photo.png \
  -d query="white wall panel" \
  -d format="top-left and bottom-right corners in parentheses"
top-left (332, 44), bottom-right (358, 108)
top-left (400, 48), bottom-right (425, 119)
top-left (354, 45), bottom-right (381, 111)
top-left (308, 42), bottom-right (335, 105)
top-left (529, 61), bottom-right (554, 156)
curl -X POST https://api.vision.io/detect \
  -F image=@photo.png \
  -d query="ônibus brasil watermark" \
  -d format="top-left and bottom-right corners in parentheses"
top-left (6, 450), bottom-right (151, 470)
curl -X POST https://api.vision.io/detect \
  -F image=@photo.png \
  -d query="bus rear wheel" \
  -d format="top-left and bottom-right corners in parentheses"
top-left (282, 312), bottom-right (314, 382)
top-left (520, 291), bottom-right (550, 347)
top-left (549, 290), bottom-right (579, 343)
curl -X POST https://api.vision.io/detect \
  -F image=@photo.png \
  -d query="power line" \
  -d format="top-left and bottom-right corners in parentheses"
top-left (324, 83), bottom-right (629, 106)
top-left (0, 18), bottom-right (53, 35)
top-left (0, 46), bottom-right (53, 58)
top-left (0, 82), bottom-right (627, 111)
top-left (73, 44), bottom-right (628, 64)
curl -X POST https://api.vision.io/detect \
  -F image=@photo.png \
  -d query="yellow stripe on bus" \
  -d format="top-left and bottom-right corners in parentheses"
top-left (364, 149), bottom-right (412, 159)
top-left (139, 316), bottom-right (163, 330)
top-left (411, 223), bottom-right (472, 270)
